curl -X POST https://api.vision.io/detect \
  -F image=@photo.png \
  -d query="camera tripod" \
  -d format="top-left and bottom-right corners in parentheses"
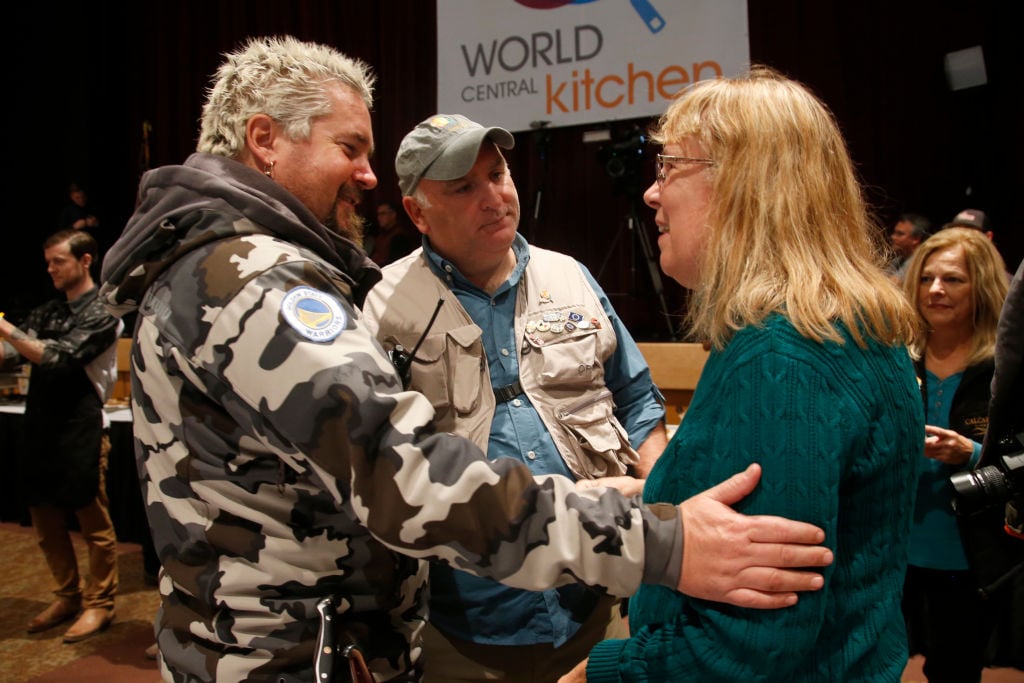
top-left (596, 197), bottom-right (679, 340)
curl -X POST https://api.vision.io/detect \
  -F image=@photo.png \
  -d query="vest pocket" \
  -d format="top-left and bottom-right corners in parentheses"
top-left (525, 328), bottom-right (599, 387)
top-left (554, 388), bottom-right (639, 478)
top-left (410, 325), bottom-right (484, 422)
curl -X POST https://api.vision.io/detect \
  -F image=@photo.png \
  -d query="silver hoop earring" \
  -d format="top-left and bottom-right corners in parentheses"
top-left (264, 161), bottom-right (275, 178)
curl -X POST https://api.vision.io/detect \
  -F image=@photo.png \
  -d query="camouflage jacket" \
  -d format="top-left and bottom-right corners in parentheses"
top-left (99, 153), bottom-right (680, 682)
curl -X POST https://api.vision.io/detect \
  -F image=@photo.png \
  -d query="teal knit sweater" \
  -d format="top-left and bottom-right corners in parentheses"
top-left (587, 316), bottom-right (924, 682)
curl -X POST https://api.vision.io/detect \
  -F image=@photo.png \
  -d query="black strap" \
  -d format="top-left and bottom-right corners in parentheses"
top-left (493, 379), bottom-right (523, 403)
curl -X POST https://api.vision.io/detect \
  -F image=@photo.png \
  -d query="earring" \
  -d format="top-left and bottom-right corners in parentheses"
top-left (264, 161), bottom-right (275, 178)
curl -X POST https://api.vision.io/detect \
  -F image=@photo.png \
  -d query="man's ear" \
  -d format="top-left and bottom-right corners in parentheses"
top-left (402, 196), bottom-right (429, 235)
top-left (246, 113), bottom-right (276, 167)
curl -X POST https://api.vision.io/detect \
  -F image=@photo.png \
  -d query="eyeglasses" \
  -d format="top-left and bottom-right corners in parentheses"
top-left (656, 153), bottom-right (715, 186)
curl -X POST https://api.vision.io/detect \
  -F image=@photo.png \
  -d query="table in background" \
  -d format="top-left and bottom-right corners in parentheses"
top-left (0, 401), bottom-right (151, 545)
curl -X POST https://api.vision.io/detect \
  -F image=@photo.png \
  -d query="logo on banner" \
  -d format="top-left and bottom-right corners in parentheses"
top-left (438, 0), bottom-right (749, 131)
top-left (513, 0), bottom-right (666, 33)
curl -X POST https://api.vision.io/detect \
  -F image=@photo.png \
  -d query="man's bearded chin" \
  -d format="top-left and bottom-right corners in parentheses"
top-left (324, 191), bottom-right (367, 246)
top-left (325, 209), bottom-right (367, 246)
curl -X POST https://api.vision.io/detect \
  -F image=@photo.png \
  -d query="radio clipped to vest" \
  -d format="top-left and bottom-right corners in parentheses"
top-left (388, 298), bottom-right (444, 390)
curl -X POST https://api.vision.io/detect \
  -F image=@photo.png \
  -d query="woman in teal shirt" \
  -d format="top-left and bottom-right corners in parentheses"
top-left (899, 227), bottom-right (1009, 682)
top-left (561, 66), bottom-right (923, 682)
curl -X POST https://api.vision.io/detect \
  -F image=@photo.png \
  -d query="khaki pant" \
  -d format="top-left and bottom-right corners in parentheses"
top-left (421, 596), bottom-right (629, 683)
top-left (29, 434), bottom-right (118, 610)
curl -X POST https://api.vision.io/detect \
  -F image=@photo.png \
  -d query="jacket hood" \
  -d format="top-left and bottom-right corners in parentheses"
top-left (100, 153), bottom-right (380, 319)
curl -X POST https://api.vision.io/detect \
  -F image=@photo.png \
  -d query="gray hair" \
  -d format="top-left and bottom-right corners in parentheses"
top-left (411, 187), bottom-right (432, 209)
top-left (900, 212), bottom-right (932, 239)
top-left (197, 35), bottom-right (375, 158)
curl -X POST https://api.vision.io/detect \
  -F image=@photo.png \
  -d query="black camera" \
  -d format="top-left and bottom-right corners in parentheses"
top-left (951, 449), bottom-right (1024, 518)
top-left (598, 127), bottom-right (647, 194)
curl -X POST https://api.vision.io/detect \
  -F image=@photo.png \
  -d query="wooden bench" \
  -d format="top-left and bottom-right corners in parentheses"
top-left (637, 342), bottom-right (710, 425)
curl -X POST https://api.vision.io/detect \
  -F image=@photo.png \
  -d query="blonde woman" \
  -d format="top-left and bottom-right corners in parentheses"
top-left (562, 66), bottom-right (923, 682)
top-left (900, 226), bottom-right (1009, 682)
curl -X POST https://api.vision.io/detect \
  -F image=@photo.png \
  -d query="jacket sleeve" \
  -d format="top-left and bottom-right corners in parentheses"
top-left (15, 299), bottom-right (119, 370)
top-left (203, 260), bottom-right (683, 598)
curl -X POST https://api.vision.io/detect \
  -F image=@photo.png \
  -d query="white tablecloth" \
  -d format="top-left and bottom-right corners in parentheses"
top-left (0, 402), bottom-right (132, 423)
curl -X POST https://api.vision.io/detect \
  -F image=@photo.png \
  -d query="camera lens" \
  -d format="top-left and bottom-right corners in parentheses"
top-left (950, 465), bottom-right (1010, 515)
top-left (605, 157), bottom-right (627, 178)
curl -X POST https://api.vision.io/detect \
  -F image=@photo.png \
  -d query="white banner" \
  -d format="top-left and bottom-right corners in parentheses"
top-left (437, 0), bottom-right (749, 133)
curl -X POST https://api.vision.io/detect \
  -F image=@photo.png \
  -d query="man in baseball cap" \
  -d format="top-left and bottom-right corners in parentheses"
top-left (940, 208), bottom-right (1014, 279)
top-left (944, 208), bottom-right (994, 239)
top-left (364, 115), bottom-right (674, 680)
top-left (395, 114), bottom-right (515, 196)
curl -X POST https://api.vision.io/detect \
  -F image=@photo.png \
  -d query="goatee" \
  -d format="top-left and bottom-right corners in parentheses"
top-left (326, 210), bottom-right (367, 247)
top-left (324, 183), bottom-right (368, 247)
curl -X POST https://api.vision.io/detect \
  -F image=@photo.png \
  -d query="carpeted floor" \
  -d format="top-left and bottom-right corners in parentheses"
top-left (2, 521), bottom-right (1019, 683)
top-left (0, 522), bottom-right (160, 682)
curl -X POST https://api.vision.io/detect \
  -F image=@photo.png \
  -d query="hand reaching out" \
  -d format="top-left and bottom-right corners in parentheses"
top-left (557, 657), bottom-right (588, 683)
top-left (923, 425), bottom-right (974, 466)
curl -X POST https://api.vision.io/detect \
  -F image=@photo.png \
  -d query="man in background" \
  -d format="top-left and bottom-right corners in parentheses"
top-left (58, 183), bottom-right (100, 232)
top-left (368, 199), bottom-right (419, 266)
top-left (942, 208), bottom-right (1015, 280)
top-left (944, 208), bottom-right (994, 240)
top-left (887, 211), bottom-right (931, 283)
top-left (0, 229), bottom-right (120, 643)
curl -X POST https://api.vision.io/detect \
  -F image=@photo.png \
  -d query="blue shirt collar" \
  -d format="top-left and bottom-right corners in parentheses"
top-left (422, 233), bottom-right (532, 295)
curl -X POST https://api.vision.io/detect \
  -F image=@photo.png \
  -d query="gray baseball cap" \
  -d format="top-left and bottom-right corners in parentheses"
top-left (943, 208), bottom-right (991, 233)
top-left (396, 114), bottom-right (515, 196)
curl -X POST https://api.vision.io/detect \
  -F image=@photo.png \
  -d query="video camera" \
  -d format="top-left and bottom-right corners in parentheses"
top-left (598, 127), bottom-right (647, 195)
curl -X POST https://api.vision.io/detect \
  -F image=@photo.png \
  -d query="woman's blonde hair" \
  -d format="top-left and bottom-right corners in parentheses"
top-left (901, 226), bottom-right (1008, 364)
top-left (650, 66), bottom-right (915, 350)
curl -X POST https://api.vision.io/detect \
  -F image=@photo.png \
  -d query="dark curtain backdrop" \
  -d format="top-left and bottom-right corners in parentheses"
top-left (11, 0), bottom-right (1021, 341)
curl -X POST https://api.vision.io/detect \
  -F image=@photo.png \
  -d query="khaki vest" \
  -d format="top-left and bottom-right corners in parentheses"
top-left (362, 246), bottom-right (639, 479)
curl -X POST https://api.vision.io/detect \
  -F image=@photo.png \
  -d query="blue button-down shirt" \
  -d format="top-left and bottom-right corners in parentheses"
top-left (422, 233), bottom-right (664, 646)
